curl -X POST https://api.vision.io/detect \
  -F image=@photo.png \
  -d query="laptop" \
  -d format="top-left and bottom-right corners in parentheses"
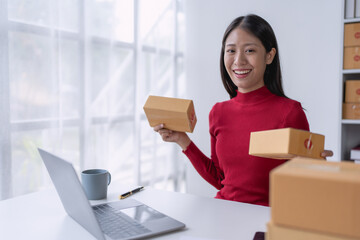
top-left (38, 148), bottom-right (185, 240)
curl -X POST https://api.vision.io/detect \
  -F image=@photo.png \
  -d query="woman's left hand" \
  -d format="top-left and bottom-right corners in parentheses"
top-left (321, 150), bottom-right (333, 159)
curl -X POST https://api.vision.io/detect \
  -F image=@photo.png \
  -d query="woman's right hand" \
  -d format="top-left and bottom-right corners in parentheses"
top-left (153, 124), bottom-right (191, 150)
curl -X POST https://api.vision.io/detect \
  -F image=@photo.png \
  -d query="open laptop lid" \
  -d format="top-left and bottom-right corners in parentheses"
top-left (38, 148), bottom-right (106, 240)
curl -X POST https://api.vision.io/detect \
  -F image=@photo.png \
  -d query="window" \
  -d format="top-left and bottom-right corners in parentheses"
top-left (0, 0), bottom-right (186, 200)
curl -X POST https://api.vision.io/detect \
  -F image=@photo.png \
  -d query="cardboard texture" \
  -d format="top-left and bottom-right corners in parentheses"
top-left (345, 80), bottom-right (360, 103)
top-left (270, 157), bottom-right (360, 239)
top-left (343, 103), bottom-right (360, 119)
top-left (266, 221), bottom-right (357, 240)
top-left (143, 95), bottom-right (197, 133)
top-left (249, 128), bottom-right (325, 160)
top-left (344, 23), bottom-right (360, 47)
top-left (344, 47), bottom-right (360, 69)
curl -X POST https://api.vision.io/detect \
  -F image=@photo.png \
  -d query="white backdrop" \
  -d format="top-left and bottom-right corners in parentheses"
top-left (184, 0), bottom-right (342, 197)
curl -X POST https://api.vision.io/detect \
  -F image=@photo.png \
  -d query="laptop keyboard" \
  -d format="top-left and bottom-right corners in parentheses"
top-left (93, 204), bottom-right (151, 239)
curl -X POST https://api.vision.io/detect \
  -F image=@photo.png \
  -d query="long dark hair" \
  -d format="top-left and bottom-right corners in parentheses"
top-left (220, 14), bottom-right (286, 99)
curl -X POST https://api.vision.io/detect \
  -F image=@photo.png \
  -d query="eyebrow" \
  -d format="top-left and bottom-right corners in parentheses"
top-left (225, 43), bottom-right (259, 47)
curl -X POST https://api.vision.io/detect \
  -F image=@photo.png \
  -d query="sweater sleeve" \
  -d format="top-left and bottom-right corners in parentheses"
top-left (282, 101), bottom-right (310, 131)
top-left (182, 105), bottom-right (224, 190)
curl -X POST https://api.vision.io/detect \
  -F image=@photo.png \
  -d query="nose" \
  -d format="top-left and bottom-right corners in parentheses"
top-left (234, 52), bottom-right (246, 66)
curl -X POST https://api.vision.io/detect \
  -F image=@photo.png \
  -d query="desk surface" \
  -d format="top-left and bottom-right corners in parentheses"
top-left (0, 186), bottom-right (270, 240)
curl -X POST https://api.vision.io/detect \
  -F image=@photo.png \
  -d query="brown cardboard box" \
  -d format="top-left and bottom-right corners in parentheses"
top-left (249, 128), bottom-right (325, 160)
top-left (143, 95), bottom-right (197, 133)
top-left (343, 103), bottom-right (360, 119)
top-left (344, 23), bottom-right (360, 47)
top-left (345, 80), bottom-right (360, 103)
top-left (266, 221), bottom-right (357, 240)
top-left (343, 47), bottom-right (360, 69)
top-left (270, 158), bottom-right (360, 239)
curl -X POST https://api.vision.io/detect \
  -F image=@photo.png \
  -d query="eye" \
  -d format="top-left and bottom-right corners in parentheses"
top-left (245, 49), bottom-right (255, 53)
top-left (226, 49), bottom-right (235, 53)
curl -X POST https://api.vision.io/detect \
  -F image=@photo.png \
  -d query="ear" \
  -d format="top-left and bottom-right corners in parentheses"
top-left (266, 48), bottom-right (276, 65)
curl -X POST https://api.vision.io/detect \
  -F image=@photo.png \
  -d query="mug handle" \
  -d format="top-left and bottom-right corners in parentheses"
top-left (107, 172), bottom-right (111, 185)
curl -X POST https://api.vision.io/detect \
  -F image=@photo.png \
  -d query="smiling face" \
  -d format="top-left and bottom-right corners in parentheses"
top-left (224, 27), bottom-right (276, 93)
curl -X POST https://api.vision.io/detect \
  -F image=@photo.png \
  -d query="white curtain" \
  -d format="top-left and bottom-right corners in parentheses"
top-left (0, 0), bottom-right (186, 200)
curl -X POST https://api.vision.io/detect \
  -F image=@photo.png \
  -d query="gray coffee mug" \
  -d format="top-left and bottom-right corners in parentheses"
top-left (81, 169), bottom-right (111, 200)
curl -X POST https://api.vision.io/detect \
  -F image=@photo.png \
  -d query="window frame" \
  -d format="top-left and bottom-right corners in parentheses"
top-left (0, 0), bottom-right (185, 200)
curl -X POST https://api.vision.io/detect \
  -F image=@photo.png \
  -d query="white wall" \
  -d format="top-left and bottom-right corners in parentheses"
top-left (183, 0), bottom-right (342, 197)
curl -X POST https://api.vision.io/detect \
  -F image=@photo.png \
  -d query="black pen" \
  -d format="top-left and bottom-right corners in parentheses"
top-left (119, 186), bottom-right (144, 199)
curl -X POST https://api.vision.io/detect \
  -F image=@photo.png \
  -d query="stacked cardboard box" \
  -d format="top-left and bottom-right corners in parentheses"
top-left (344, 23), bottom-right (360, 69)
top-left (266, 157), bottom-right (360, 240)
top-left (343, 80), bottom-right (360, 119)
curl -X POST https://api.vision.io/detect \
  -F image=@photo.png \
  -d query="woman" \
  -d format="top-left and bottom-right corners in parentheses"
top-left (154, 14), bottom-right (332, 206)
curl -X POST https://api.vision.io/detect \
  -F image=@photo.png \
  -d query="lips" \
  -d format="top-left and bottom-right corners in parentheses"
top-left (233, 69), bottom-right (251, 78)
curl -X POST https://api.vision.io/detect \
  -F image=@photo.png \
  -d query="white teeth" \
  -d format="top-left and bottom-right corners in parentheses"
top-left (234, 70), bottom-right (251, 74)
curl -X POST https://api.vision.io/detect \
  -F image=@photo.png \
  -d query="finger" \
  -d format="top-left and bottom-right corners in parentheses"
top-left (153, 124), bottom-right (164, 132)
top-left (158, 129), bottom-right (171, 135)
top-left (159, 130), bottom-right (173, 135)
top-left (158, 129), bottom-right (170, 137)
top-left (326, 150), bottom-right (334, 157)
top-left (321, 150), bottom-right (333, 158)
top-left (158, 128), bottom-right (173, 134)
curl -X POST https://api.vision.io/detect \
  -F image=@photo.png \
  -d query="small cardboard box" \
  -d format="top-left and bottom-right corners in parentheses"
top-left (143, 95), bottom-right (197, 133)
top-left (343, 103), bottom-right (360, 119)
top-left (270, 157), bottom-right (360, 239)
top-left (344, 47), bottom-right (360, 69)
top-left (344, 23), bottom-right (360, 47)
top-left (266, 221), bottom-right (357, 240)
top-left (345, 80), bottom-right (360, 103)
top-left (249, 128), bottom-right (325, 160)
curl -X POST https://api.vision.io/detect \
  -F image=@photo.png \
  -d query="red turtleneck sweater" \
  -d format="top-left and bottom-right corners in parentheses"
top-left (183, 86), bottom-right (309, 206)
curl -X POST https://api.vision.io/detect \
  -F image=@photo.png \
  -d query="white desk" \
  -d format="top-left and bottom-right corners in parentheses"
top-left (0, 186), bottom-right (270, 240)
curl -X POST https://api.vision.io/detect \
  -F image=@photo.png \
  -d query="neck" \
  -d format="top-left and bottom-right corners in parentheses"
top-left (237, 83), bottom-right (265, 94)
